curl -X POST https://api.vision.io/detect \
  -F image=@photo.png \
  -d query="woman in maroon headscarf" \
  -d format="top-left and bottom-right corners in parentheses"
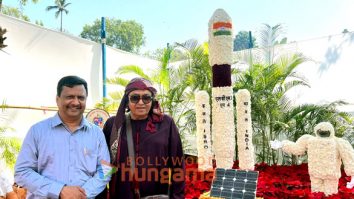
top-left (101, 77), bottom-right (185, 199)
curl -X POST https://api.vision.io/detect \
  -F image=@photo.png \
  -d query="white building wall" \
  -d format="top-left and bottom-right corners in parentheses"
top-left (0, 14), bottom-right (158, 137)
top-left (233, 32), bottom-right (354, 113)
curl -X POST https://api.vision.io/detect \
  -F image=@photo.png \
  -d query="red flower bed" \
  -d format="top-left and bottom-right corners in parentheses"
top-left (185, 161), bottom-right (354, 199)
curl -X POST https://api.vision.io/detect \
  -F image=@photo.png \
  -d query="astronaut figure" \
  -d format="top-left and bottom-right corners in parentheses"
top-left (271, 122), bottom-right (354, 196)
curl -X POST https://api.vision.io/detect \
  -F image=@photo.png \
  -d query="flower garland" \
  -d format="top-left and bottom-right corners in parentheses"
top-left (235, 89), bottom-right (255, 170)
top-left (195, 91), bottom-right (213, 171)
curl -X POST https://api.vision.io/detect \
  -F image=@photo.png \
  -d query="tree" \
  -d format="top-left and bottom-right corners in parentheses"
top-left (342, 29), bottom-right (349, 33)
top-left (274, 37), bottom-right (287, 45)
top-left (143, 47), bottom-right (187, 61)
top-left (1, 5), bottom-right (30, 21)
top-left (0, 129), bottom-right (21, 169)
top-left (0, 26), bottom-right (7, 49)
top-left (234, 53), bottom-right (310, 164)
top-left (80, 18), bottom-right (145, 53)
top-left (233, 31), bottom-right (257, 51)
top-left (0, 112), bottom-right (21, 168)
top-left (259, 23), bottom-right (288, 64)
top-left (35, 20), bottom-right (44, 26)
top-left (18, 0), bottom-right (39, 6)
top-left (0, 0), bottom-right (39, 12)
top-left (46, 0), bottom-right (71, 32)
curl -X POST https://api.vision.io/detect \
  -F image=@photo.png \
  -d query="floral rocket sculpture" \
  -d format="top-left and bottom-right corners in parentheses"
top-left (195, 9), bottom-right (256, 170)
top-left (208, 8), bottom-right (235, 168)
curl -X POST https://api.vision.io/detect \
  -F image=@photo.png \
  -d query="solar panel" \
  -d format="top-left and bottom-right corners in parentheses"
top-left (210, 168), bottom-right (259, 199)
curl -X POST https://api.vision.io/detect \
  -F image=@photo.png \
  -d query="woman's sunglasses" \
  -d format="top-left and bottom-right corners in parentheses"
top-left (129, 94), bottom-right (153, 104)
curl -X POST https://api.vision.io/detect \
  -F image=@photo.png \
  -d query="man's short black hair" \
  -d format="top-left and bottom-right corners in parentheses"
top-left (57, 75), bottom-right (88, 96)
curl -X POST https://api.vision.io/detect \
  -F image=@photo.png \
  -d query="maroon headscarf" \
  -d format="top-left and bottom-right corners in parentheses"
top-left (112, 77), bottom-right (163, 135)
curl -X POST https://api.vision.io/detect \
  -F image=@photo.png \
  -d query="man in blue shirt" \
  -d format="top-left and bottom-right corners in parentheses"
top-left (15, 75), bottom-right (111, 199)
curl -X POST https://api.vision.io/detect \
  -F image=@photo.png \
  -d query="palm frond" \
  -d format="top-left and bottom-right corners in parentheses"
top-left (94, 97), bottom-right (119, 113)
top-left (282, 80), bottom-right (310, 93)
top-left (259, 23), bottom-right (284, 48)
top-left (55, 10), bottom-right (60, 18)
top-left (109, 91), bottom-right (124, 100)
top-left (0, 130), bottom-right (21, 168)
top-left (106, 76), bottom-right (130, 87)
top-left (45, 5), bottom-right (58, 11)
top-left (116, 65), bottom-right (150, 80)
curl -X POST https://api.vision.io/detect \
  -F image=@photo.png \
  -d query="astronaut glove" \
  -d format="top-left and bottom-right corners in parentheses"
top-left (270, 140), bottom-right (283, 150)
top-left (347, 176), bottom-right (354, 189)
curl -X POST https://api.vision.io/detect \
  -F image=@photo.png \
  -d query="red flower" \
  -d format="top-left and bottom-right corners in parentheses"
top-left (185, 161), bottom-right (354, 198)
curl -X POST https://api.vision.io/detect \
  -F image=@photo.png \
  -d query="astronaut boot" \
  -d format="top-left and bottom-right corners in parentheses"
top-left (323, 179), bottom-right (339, 196)
top-left (310, 177), bottom-right (324, 193)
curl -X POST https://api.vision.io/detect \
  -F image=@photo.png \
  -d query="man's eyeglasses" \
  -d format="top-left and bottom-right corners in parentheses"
top-left (129, 94), bottom-right (153, 104)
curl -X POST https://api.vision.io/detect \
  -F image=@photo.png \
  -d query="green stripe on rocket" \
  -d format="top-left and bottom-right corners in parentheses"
top-left (213, 30), bottom-right (232, 36)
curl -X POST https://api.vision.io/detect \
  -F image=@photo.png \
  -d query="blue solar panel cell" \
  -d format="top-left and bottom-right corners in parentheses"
top-left (210, 168), bottom-right (259, 199)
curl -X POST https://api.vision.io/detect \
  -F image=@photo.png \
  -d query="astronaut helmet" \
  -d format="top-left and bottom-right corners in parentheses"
top-left (314, 122), bottom-right (335, 138)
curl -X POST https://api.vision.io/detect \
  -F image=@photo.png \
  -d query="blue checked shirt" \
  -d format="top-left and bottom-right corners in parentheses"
top-left (15, 113), bottom-right (111, 199)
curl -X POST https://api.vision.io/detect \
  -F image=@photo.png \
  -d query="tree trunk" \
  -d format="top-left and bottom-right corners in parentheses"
top-left (262, 129), bottom-right (266, 162)
top-left (292, 130), bottom-right (299, 164)
top-left (269, 120), bottom-right (276, 164)
top-left (60, 11), bottom-right (63, 31)
top-left (0, 0), bottom-right (3, 12)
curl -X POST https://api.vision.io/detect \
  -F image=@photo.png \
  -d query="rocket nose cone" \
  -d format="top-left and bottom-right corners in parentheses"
top-left (209, 8), bottom-right (232, 24)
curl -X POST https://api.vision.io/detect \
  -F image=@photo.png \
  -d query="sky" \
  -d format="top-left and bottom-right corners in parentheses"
top-left (3, 0), bottom-right (354, 53)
